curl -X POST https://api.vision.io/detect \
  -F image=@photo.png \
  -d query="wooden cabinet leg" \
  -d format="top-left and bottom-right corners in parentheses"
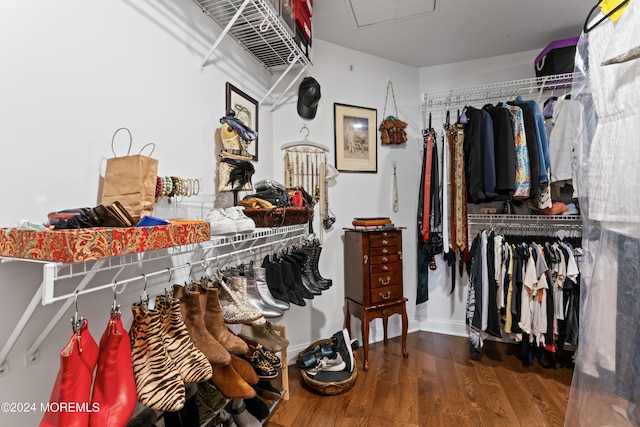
top-left (382, 316), bottom-right (389, 345)
top-left (345, 299), bottom-right (351, 336)
top-left (362, 313), bottom-right (370, 372)
top-left (401, 301), bottom-right (409, 359)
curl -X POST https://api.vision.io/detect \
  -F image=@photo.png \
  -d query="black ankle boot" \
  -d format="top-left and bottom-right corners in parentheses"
top-left (261, 255), bottom-right (289, 305)
top-left (279, 258), bottom-right (307, 305)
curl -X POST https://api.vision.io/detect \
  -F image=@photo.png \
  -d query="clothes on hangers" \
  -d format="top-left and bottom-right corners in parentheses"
top-left (466, 229), bottom-right (581, 367)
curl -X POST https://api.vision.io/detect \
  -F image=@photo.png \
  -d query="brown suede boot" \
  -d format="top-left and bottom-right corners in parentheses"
top-left (198, 285), bottom-right (249, 355)
top-left (230, 354), bottom-right (258, 385)
top-left (173, 284), bottom-right (231, 366)
top-left (210, 363), bottom-right (256, 399)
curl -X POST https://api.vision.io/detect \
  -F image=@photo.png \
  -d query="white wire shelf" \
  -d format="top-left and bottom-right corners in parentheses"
top-left (467, 213), bottom-right (583, 237)
top-left (0, 223), bottom-right (308, 376)
top-left (194, 0), bottom-right (312, 70)
top-left (422, 73), bottom-right (580, 109)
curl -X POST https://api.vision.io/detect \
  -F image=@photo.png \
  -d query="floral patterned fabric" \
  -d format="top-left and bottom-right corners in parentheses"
top-left (0, 222), bottom-right (210, 263)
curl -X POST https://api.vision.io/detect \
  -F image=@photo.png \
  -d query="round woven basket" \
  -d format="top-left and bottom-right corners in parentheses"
top-left (298, 338), bottom-right (358, 395)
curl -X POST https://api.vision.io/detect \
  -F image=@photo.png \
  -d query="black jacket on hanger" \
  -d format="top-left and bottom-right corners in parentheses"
top-left (483, 104), bottom-right (516, 195)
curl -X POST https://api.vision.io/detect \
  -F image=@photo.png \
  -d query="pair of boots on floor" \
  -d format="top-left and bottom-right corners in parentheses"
top-left (261, 243), bottom-right (332, 307)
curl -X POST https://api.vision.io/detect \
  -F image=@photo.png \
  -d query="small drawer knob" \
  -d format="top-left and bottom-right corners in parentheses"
top-left (382, 256), bottom-right (388, 262)
top-left (382, 248), bottom-right (388, 254)
top-left (382, 239), bottom-right (388, 245)
top-left (383, 266), bottom-right (388, 271)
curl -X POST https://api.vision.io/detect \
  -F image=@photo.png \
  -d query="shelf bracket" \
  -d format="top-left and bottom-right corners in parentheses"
top-left (200, 0), bottom-right (252, 70)
top-left (0, 262), bottom-right (54, 377)
top-left (269, 65), bottom-right (307, 112)
top-left (25, 260), bottom-right (110, 365)
top-left (260, 54), bottom-right (301, 105)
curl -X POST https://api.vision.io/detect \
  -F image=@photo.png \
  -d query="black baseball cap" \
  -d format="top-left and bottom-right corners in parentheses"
top-left (297, 76), bottom-right (321, 119)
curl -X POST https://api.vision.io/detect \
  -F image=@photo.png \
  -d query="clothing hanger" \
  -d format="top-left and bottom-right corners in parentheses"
top-left (584, 0), bottom-right (629, 33)
top-left (280, 125), bottom-right (329, 152)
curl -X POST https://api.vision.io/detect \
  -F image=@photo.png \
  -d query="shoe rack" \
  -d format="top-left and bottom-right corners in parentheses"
top-left (270, 324), bottom-right (289, 401)
top-left (0, 224), bottom-right (307, 376)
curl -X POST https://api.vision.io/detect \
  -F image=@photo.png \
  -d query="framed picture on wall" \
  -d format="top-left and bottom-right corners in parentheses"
top-left (334, 103), bottom-right (377, 173)
top-left (225, 82), bottom-right (259, 161)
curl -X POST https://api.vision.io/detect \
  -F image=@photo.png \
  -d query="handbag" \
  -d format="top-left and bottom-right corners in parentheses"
top-left (379, 80), bottom-right (408, 145)
top-left (217, 155), bottom-right (255, 192)
top-left (100, 128), bottom-right (158, 223)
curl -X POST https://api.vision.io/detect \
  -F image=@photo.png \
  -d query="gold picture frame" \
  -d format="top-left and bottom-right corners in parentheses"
top-left (334, 103), bottom-right (377, 173)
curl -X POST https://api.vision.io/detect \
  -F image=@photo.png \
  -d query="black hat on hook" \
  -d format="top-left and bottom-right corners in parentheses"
top-left (297, 77), bottom-right (321, 119)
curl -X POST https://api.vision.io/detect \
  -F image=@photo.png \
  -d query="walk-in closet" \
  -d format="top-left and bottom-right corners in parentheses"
top-left (0, 0), bottom-right (637, 426)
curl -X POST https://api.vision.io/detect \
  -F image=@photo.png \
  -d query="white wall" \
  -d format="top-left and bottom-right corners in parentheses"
top-left (0, 0), bottom-right (546, 423)
top-left (269, 38), bottom-right (423, 351)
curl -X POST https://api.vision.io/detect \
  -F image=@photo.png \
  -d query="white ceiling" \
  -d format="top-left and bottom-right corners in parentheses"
top-left (313, 0), bottom-right (595, 68)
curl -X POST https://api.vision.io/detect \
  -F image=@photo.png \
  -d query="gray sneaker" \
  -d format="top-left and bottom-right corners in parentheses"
top-left (306, 353), bottom-right (346, 376)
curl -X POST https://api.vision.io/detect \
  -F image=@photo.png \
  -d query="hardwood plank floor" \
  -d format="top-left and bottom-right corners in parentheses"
top-left (266, 331), bottom-right (575, 427)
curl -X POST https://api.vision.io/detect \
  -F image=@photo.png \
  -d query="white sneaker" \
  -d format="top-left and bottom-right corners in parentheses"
top-left (205, 209), bottom-right (237, 235)
top-left (306, 353), bottom-right (346, 376)
top-left (225, 206), bottom-right (256, 233)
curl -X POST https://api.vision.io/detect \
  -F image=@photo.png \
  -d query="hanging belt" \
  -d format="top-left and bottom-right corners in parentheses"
top-left (421, 129), bottom-right (435, 243)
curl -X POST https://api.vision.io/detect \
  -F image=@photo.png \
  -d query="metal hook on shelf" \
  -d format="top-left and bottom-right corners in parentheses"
top-left (111, 282), bottom-right (121, 315)
top-left (140, 274), bottom-right (149, 307)
top-left (259, 17), bottom-right (270, 32)
top-left (71, 291), bottom-right (83, 334)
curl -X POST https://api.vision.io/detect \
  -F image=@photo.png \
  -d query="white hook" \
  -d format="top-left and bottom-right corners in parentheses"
top-left (140, 274), bottom-right (149, 306)
top-left (300, 125), bottom-right (310, 139)
top-left (259, 18), bottom-right (270, 32)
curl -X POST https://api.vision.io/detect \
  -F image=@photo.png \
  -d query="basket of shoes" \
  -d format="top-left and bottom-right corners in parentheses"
top-left (297, 329), bottom-right (357, 395)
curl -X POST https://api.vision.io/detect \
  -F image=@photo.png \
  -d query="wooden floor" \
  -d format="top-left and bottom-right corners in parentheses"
top-left (265, 331), bottom-right (574, 427)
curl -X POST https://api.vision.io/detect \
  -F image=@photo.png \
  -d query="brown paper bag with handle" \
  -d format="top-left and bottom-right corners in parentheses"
top-left (100, 128), bottom-right (158, 224)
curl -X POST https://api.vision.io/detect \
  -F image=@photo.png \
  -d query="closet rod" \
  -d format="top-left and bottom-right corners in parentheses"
top-left (422, 72), bottom-right (580, 108)
top-left (22, 230), bottom-right (307, 373)
top-left (42, 232), bottom-right (306, 306)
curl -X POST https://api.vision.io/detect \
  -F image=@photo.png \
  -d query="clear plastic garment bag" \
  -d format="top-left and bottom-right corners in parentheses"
top-left (565, 1), bottom-right (640, 425)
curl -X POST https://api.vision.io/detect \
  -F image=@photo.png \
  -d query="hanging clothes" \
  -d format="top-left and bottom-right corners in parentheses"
top-left (466, 230), bottom-right (581, 366)
top-left (482, 104), bottom-right (516, 195)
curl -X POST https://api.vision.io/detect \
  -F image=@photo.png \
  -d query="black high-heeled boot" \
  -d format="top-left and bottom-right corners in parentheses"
top-left (261, 255), bottom-right (289, 305)
top-left (310, 243), bottom-right (332, 288)
top-left (279, 257), bottom-right (307, 305)
top-left (284, 252), bottom-right (322, 295)
top-left (299, 246), bottom-right (330, 291)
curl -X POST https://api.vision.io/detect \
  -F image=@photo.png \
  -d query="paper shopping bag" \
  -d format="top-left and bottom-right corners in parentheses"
top-left (100, 128), bottom-right (158, 223)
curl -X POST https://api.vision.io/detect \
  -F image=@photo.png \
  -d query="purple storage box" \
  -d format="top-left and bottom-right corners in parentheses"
top-left (535, 37), bottom-right (579, 77)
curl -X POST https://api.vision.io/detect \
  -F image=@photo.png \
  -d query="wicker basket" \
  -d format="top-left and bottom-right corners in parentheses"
top-left (243, 207), bottom-right (313, 228)
top-left (298, 338), bottom-right (358, 395)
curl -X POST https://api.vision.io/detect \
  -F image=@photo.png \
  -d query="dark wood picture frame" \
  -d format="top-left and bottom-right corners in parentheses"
top-left (225, 82), bottom-right (259, 161)
top-left (334, 103), bottom-right (377, 173)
